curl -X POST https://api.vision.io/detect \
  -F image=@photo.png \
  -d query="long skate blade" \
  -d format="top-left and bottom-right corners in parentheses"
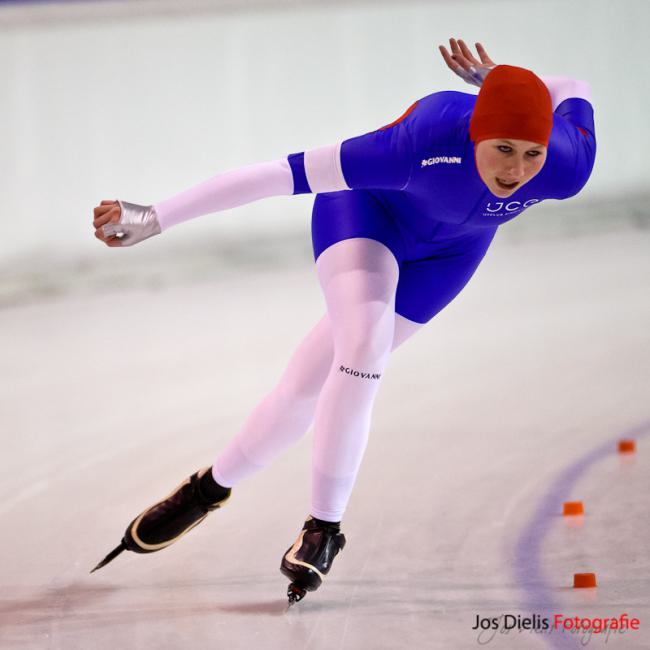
top-left (90, 541), bottom-right (126, 574)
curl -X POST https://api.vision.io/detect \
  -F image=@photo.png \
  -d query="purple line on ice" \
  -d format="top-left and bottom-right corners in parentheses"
top-left (512, 420), bottom-right (650, 650)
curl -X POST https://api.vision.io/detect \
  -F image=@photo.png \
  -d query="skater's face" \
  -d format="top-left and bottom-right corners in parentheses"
top-left (474, 138), bottom-right (547, 197)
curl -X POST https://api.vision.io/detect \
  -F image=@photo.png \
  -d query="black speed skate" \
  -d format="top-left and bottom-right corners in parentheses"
top-left (91, 467), bottom-right (231, 573)
top-left (280, 516), bottom-right (346, 606)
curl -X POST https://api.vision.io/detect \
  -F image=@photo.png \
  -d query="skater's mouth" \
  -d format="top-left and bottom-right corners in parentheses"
top-left (495, 178), bottom-right (519, 190)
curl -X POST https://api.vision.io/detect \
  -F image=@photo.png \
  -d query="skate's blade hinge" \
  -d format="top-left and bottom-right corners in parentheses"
top-left (90, 541), bottom-right (126, 574)
top-left (287, 583), bottom-right (307, 606)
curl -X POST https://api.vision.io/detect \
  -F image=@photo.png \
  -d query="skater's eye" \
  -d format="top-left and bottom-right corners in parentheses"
top-left (526, 150), bottom-right (542, 157)
top-left (497, 145), bottom-right (512, 153)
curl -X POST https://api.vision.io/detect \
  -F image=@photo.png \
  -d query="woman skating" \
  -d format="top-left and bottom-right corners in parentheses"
top-left (91, 38), bottom-right (596, 605)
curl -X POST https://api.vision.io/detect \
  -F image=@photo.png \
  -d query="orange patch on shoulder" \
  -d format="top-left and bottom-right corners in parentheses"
top-left (378, 100), bottom-right (419, 131)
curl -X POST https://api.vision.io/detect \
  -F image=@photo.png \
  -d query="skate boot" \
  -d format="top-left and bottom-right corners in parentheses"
top-left (91, 466), bottom-right (231, 573)
top-left (280, 515), bottom-right (346, 606)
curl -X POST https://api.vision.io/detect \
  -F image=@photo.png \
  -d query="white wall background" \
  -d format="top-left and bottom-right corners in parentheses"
top-left (0, 0), bottom-right (648, 266)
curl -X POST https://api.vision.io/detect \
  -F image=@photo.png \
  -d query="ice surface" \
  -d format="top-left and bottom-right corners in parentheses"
top-left (1, 229), bottom-right (649, 649)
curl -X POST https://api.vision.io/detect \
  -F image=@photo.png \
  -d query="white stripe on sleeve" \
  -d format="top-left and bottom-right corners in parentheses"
top-left (303, 142), bottom-right (351, 193)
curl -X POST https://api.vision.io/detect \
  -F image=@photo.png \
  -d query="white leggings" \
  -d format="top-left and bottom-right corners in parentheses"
top-left (212, 238), bottom-right (423, 521)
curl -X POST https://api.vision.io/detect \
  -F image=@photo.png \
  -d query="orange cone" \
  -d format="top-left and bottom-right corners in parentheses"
top-left (618, 439), bottom-right (636, 453)
top-left (563, 501), bottom-right (584, 516)
top-left (573, 573), bottom-right (597, 588)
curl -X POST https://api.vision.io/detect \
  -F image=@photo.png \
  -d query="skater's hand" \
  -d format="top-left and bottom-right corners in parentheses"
top-left (92, 199), bottom-right (162, 247)
top-left (438, 38), bottom-right (497, 87)
top-left (93, 200), bottom-right (123, 247)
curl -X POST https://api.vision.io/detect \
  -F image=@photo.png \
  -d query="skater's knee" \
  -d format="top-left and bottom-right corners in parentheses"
top-left (333, 312), bottom-right (394, 365)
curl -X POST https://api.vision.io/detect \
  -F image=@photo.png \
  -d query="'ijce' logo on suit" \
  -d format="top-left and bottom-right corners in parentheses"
top-left (483, 198), bottom-right (540, 217)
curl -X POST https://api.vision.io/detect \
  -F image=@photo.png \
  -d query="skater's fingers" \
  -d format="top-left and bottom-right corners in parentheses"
top-left (439, 45), bottom-right (458, 71)
top-left (93, 204), bottom-right (114, 218)
top-left (93, 200), bottom-right (119, 222)
top-left (94, 227), bottom-right (111, 242)
top-left (100, 199), bottom-right (118, 206)
top-left (450, 37), bottom-right (470, 68)
top-left (451, 51), bottom-right (472, 71)
top-left (105, 236), bottom-right (123, 247)
top-left (93, 206), bottom-right (120, 229)
top-left (93, 213), bottom-right (114, 229)
top-left (475, 42), bottom-right (496, 66)
top-left (457, 39), bottom-right (480, 65)
top-left (94, 215), bottom-right (124, 245)
top-left (447, 38), bottom-right (471, 72)
top-left (94, 228), bottom-right (122, 247)
top-left (449, 37), bottom-right (462, 57)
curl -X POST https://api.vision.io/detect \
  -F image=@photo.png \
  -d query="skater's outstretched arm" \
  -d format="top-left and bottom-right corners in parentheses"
top-left (93, 159), bottom-right (297, 247)
top-left (93, 118), bottom-right (412, 247)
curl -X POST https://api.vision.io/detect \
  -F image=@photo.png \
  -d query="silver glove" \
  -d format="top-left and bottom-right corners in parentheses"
top-left (101, 201), bottom-right (162, 247)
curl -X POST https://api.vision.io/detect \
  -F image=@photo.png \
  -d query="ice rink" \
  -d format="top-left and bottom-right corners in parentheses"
top-left (1, 226), bottom-right (648, 649)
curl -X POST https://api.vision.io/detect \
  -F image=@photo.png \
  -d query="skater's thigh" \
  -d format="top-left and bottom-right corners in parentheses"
top-left (316, 237), bottom-right (400, 366)
top-left (316, 237), bottom-right (399, 304)
top-left (311, 190), bottom-right (405, 271)
top-left (395, 229), bottom-right (496, 324)
top-left (311, 192), bottom-right (405, 347)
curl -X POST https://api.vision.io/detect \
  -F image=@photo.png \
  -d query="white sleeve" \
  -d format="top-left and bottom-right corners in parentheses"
top-left (153, 158), bottom-right (295, 232)
top-left (539, 75), bottom-right (592, 110)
